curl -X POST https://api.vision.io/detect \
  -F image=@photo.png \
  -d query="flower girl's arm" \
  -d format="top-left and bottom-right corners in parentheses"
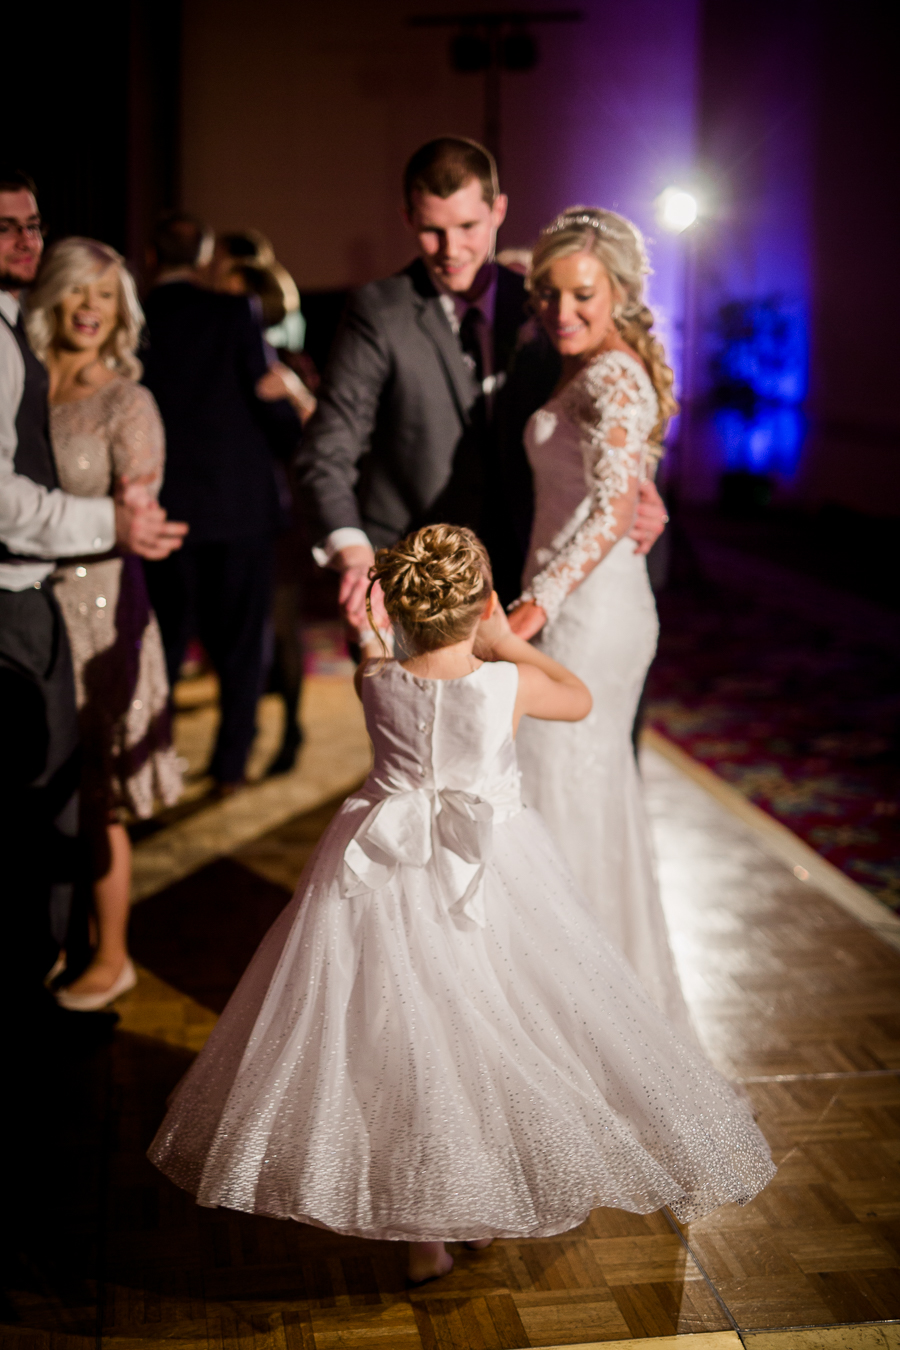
top-left (475, 594), bottom-right (591, 730)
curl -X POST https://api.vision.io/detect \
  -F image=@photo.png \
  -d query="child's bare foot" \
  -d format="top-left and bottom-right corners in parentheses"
top-left (465, 1238), bottom-right (494, 1251)
top-left (407, 1241), bottom-right (454, 1285)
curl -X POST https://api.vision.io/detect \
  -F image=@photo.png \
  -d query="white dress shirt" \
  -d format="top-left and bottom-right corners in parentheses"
top-left (314, 268), bottom-right (499, 568)
top-left (0, 291), bottom-right (115, 590)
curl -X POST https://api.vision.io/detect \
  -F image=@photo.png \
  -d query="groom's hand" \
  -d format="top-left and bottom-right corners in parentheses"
top-left (630, 479), bottom-right (668, 555)
top-left (336, 544), bottom-right (387, 632)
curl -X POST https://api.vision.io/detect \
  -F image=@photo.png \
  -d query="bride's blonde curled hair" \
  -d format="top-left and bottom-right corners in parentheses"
top-left (528, 206), bottom-right (678, 448)
top-left (366, 524), bottom-right (492, 656)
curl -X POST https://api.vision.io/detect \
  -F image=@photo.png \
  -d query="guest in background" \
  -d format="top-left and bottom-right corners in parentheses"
top-left (210, 227), bottom-right (275, 284)
top-left (1, 170), bottom-right (186, 1018)
top-left (210, 242), bottom-right (317, 775)
top-left (26, 238), bottom-right (183, 1010)
top-left (212, 227), bottom-right (308, 359)
top-left (225, 259), bottom-right (316, 422)
top-left (213, 228), bottom-right (315, 415)
top-left (142, 212), bottom-right (304, 792)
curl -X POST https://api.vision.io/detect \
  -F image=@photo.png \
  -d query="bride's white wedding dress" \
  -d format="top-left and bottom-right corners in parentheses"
top-left (516, 349), bottom-right (690, 1030)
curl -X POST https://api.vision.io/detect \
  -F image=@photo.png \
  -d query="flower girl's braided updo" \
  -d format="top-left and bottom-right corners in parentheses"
top-left (528, 206), bottom-right (678, 452)
top-left (366, 524), bottom-right (492, 659)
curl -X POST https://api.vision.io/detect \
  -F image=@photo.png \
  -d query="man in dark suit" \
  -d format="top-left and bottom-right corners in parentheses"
top-left (142, 213), bottom-right (302, 790)
top-left (297, 137), bottom-right (666, 627)
top-left (1, 170), bottom-right (186, 1010)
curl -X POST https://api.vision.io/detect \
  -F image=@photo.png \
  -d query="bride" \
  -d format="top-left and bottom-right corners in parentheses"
top-left (508, 207), bottom-right (690, 1031)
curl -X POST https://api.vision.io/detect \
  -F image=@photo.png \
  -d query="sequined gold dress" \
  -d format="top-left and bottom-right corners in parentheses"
top-left (51, 377), bottom-right (182, 825)
top-left (149, 660), bottom-right (774, 1241)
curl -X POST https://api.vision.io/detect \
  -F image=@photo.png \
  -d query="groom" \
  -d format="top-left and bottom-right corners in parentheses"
top-left (297, 137), bottom-right (667, 624)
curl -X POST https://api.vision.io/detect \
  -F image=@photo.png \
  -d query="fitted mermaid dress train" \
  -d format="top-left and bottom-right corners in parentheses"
top-left (516, 350), bottom-right (690, 1029)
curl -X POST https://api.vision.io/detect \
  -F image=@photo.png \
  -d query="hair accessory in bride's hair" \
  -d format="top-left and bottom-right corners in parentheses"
top-left (544, 210), bottom-right (621, 238)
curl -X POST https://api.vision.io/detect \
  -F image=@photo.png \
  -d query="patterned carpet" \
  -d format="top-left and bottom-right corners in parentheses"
top-left (645, 534), bottom-right (900, 915)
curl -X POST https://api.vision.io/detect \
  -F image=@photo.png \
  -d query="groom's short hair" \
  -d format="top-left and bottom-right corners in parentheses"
top-left (403, 138), bottom-right (499, 210)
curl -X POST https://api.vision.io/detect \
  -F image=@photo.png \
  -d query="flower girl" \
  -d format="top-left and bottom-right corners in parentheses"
top-left (149, 524), bottom-right (774, 1284)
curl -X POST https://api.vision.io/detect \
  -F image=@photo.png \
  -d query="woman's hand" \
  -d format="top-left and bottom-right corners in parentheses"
top-left (256, 363), bottom-right (317, 423)
top-left (507, 599), bottom-right (547, 641)
top-left (115, 473), bottom-right (156, 511)
top-left (473, 591), bottom-right (512, 659)
top-left (629, 479), bottom-right (668, 555)
top-left (114, 490), bottom-right (188, 560)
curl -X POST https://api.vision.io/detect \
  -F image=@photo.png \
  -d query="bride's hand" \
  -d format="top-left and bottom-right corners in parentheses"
top-left (507, 599), bottom-right (547, 641)
top-left (473, 591), bottom-right (511, 659)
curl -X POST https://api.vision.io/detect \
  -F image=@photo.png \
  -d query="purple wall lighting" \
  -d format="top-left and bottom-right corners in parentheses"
top-left (685, 0), bottom-right (815, 501)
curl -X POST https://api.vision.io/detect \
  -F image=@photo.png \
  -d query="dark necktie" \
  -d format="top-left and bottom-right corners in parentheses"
top-left (458, 305), bottom-right (484, 388)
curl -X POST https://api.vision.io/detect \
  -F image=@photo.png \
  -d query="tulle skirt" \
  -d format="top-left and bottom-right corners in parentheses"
top-left (149, 795), bottom-right (774, 1241)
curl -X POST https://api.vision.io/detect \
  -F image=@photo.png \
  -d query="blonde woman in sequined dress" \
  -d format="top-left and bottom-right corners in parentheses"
top-left (27, 238), bottom-right (183, 1010)
top-left (508, 209), bottom-right (689, 1032)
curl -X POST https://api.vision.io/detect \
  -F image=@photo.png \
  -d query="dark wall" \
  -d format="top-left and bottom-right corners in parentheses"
top-left (689, 0), bottom-right (815, 502)
top-left (7, 1), bottom-right (181, 278)
top-left (126, 0), bottom-right (183, 282)
top-left (8, 2), bottom-right (130, 250)
top-left (807, 2), bottom-right (900, 515)
top-left (693, 0), bottom-right (900, 515)
top-left (177, 0), bottom-right (699, 305)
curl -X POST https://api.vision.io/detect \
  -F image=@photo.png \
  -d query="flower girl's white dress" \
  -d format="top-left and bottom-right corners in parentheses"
top-left (149, 660), bottom-right (774, 1241)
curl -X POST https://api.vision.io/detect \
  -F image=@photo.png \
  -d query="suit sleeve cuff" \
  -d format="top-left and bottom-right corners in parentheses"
top-left (312, 527), bottom-right (373, 568)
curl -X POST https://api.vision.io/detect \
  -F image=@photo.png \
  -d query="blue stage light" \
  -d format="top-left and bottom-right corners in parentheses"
top-left (710, 298), bottom-right (807, 478)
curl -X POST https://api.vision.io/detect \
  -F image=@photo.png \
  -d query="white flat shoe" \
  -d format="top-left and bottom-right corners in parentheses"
top-left (44, 951), bottom-right (67, 988)
top-left (56, 959), bottom-right (137, 1012)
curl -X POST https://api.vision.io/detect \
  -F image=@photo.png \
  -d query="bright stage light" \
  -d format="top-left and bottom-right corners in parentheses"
top-left (656, 187), bottom-right (698, 233)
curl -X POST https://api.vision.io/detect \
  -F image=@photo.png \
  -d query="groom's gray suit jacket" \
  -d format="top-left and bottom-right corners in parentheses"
top-left (296, 258), bottom-right (559, 598)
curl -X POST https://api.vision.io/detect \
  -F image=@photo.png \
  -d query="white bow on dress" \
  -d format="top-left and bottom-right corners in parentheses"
top-left (341, 787), bottom-right (494, 927)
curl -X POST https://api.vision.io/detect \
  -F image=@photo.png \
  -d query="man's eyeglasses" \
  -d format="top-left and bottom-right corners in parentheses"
top-left (0, 220), bottom-right (45, 240)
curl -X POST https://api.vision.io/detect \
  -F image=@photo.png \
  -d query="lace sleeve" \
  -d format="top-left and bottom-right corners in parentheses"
top-left (108, 383), bottom-right (166, 499)
top-left (520, 355), bottom-right (650, 624)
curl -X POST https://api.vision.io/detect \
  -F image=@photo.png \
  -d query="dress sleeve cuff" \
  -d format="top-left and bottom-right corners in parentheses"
top-left (86, 497), bottom-right (116, 553)
top-left (523, 577), bottom-right (563, 626)
top-left (312, 527), bottom-right (373, 568)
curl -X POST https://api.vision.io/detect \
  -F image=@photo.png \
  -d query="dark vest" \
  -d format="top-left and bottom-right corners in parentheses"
top-left (0, 307), bottom-right (57, 563)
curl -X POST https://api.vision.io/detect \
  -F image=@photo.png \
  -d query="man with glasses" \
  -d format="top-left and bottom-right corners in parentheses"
top-left (0, 168), bottom-right (187, 1018)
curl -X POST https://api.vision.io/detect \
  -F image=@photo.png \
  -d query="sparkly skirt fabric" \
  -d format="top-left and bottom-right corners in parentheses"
top-left (53, 554), bottom-right (182, 822)
top-left (149, 796), bottom-right (775, 1242)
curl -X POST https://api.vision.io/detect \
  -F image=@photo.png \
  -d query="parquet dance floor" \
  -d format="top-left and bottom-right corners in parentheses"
top-left (4, 674), bottom-right (900, 1349)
